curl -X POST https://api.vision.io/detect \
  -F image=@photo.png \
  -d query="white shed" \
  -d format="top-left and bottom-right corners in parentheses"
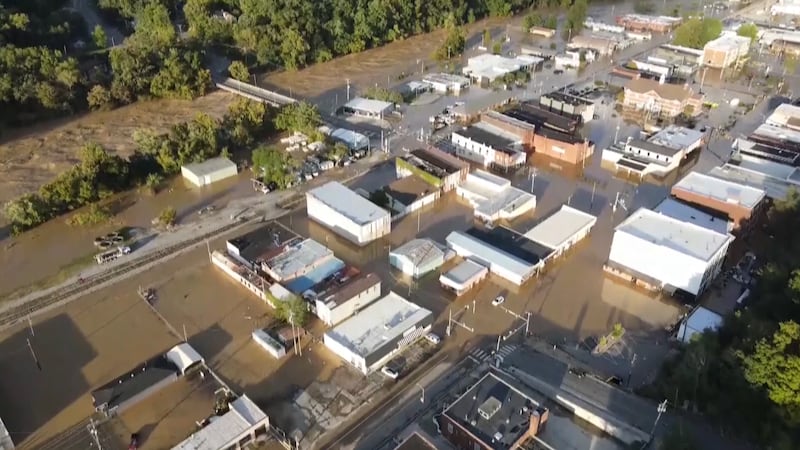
top-left (181, 157), bottom-right (238, 187)
top-left (165, 343), bottom-right (204, 375)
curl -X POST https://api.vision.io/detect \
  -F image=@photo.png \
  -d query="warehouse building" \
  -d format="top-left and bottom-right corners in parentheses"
top-left (342, 97), bottom-right (394, 118)
top-left (446, 228), bottom-right (548, 285)
top-left (439, 259), bottom-right (489, 295)
top-left (307, 181), bottom-right (391, 246)
top-left (172, 395), bottom-right (270, 450)
top-left (395, 147), bottom-right (469, 191)
top-left (606, 208), bottom-right (734, 298)
top-left (670, 172), bottom-right (766, 231)
top-left (708, 164), bottom-right (797, 202)
top-left (306, 270), bottom-right (382, 326)
top-left (92, 343), bottom-right (204, 417)
top-left (181, 157), bottom-right (238, 187)
top-left (323, 292), bottom-right (433, 374)
top-left (389, 238), bottom-right (448, 278)
top-left (522, 205), bottom-right (597, 260)
top-left (456, 170), bottom-right (537, 225)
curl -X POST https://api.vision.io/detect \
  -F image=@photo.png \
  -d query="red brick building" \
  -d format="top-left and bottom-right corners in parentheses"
top-left (671, 172), bottom-right (767, 232)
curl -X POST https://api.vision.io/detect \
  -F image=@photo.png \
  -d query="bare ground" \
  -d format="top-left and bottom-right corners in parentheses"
top-left (0, 91), bottom-right (236, 205)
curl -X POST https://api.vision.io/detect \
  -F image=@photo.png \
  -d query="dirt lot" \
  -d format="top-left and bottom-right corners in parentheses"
top-left (0, 91), bottom-right (235, 205)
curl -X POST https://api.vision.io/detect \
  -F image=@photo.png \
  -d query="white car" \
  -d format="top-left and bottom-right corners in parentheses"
top-left (381, 366), bottom-right (399, 379)
top-left (492, 295), bottom-right (505, 306)
top-left (425, 333), bottom-right (441, 345)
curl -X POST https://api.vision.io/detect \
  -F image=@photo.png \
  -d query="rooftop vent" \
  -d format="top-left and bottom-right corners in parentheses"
top-left (478, 396), bottom-right (502, 420)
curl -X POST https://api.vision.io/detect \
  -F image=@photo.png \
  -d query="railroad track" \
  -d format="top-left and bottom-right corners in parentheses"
top-left (0, 219), bottom-right (248, 331)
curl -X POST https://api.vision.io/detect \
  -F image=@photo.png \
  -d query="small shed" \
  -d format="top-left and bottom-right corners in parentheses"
top-left (181, 157), bottom-right (238, 187)
top-left (165, 343), bottom-right (205, 374)
top-left (389, 238), bottom-right (447, 278)
top-left (252, 329), bottom-right (287, 358)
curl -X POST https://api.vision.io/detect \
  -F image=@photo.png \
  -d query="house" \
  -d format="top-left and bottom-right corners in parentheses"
top-left (181, 157), bottom-right (238, 187)
top-left (306, 181), bottom-right (391, 246)
top-left (451, 124), bottom-right (527, 169)
top-left (702, 33), bottom-right (750, 68)
top-left (389, 239), bottom-right (447, 278)
top-left (384, 175), bottom-right (440, 217)
top-left (622, 77), bottom-right (703, 118)
top-left (395, 147), bottom-right (469, 192)
top-left (670, 171), bottom-right (766, 231)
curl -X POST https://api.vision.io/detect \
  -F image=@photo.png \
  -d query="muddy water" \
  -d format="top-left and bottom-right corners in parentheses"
top-left (0, 173), bottom-right (256, 298)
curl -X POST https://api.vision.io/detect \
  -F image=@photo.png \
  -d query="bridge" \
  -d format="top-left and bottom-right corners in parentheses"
top-left (215, 78), bottom-right (298, 107)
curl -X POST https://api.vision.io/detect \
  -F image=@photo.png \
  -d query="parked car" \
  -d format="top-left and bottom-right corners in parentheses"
top-left (425, 333), bottom-right (441, 345)
top-left (381, 366), bottom-right (399, 379)
top-left (568, 367), bottom-right (587, 378)
top-left (492, 295), bottom-right (505, 306)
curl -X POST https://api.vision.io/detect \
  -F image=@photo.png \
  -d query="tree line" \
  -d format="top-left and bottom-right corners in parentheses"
top-left (3, 98), bottom-right (273, 233)
top-left (645, 190), bottom-right (800, 449)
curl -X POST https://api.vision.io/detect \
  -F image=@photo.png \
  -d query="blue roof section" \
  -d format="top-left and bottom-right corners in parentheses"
top-left (285, 257), bottom-right (346, 293)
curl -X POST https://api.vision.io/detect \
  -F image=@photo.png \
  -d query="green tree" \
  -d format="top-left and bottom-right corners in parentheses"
top-left (434, 25), bottom-right (465, 61)
top-left (672, 18), bottom-right (723, 49)
top-left (483, 28), bottom-right (491, 47)
top-left (737, 23), bottom-right (759, 42)
top-left (742, 321), bottom-right (800, 421)
top-left (157, 206), bottom-right (177, 227)
top-left (566, 0), bottom-right (588, 32)
top-left (251, 146), bottom-right (294, 188)
top-left (4, 194), bottom-right (48, 234)
top-left (87, 85), bottom-right (113, 111)
top-left (492, 41), bottom-right (502, 54)
top-left (658, 424), bottom-right (698, 450)
top-left (364, 86), bottom-right (403, 104)
top-left (523, 13), bottom-right (542, 30)
top-left (329, 142), bottom-right (349, 163)
top-left (544, 15), bottom-right (558, 30)
top-left (228, 60), bottom-right (250, 82)
top-left (274, 295), bottom-right (308, 326)
top-left (132, 2), bottom-right (177, 49)
top-left (223, 98), bottom-right (270, 148)
top-left (274, 101), bottom-right (321, 134)
top-left (92, 25), bottom-right (107, 49)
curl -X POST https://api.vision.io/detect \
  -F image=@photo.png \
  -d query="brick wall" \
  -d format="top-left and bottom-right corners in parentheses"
top-left (532, 132), bottom-right (594, 165)
top-left (670, 187), bottom-right (762, 231)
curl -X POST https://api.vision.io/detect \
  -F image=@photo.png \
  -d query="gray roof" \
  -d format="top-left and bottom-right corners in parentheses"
top-left (344, 97), bottom-right (394, 114)
top-left (263, 238), bottom-right (333, 280)
top-left (308, 181), bottom-right (390, 226)
top-left (446, 231), bottom-right (538, 280)
top-left (181, 157), bottom-right (237, 177)
top-left (172, 395), bottom-right (268, 450)
top-left (648, 126), bottom-right (705, 150)
top-left (707, 165), bottom-right (795, 201)
top-left (654, 198), bottom-right (732, 235)
top-left (626, 139), bottom-right (682, 157)
top-left (672, 171), bottom-right (765, 209)
top-left (390, 239), bottom-right (446, 268)
top-left (324, 292), bottom-right (432, 358)
top-left (523, 205), bottom-right (597, 251)
top-left (616, 208), bottom-right (733, 262)
top-left (441, 259), bottom-right (488, 285)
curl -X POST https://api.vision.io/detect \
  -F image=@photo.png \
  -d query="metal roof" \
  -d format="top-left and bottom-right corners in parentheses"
top-left (654, 198), bottom-right (732, 235)
top-left (181, 157), bottom-right (237, 177)
top-left (648, 125), bottom-right (705, 150)
top-left (263, 238), bottom-right (334, 281)
top-left (172, 395), bottom-right (268, 450)
top-left (308, 181), bottom-right (390, 226)
top-left (523, 205), bottom-right (597, 250)
top-left (324, 292), bottom-right (432, 358)
top-left (440, 259), bottom-right (488, 285)
top-left (708, 164), bottom-right (794, 201)
top-left (344, 97), bottom-right (394, 114)
top-left (672, 171), bottom-right (765, 209)
top-left (390, 239), bottom-right (446, 268)
top-left (446, 231), bottom-right (537, 279)
top-left (616, 208), bottom-right (733, 262)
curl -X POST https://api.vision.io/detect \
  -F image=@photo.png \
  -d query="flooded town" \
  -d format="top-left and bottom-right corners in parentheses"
top-left (1, 0), bottom-right (800, 450)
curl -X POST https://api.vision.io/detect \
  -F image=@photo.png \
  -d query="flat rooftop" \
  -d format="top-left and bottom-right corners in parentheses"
top-left (541, 91), bottom-right (593, 106)
top-left (616, 208), bottom-right (733, 262)
top-left (467, 227), bottom-right (553, 265)
top-left (735, 138), bottom-right (800, 165)
top-left (441, 258), bottom-right (488, 285)
top-left (407, 147), bottom-right (467, 174)
top-left (386, 175), bottom-right (437, 206)
top-left (285, 256), bottom-right (346, 293)
top-left (734, 153), bottom-right (800, 182)
top-left (704, 34), bottom-right (749, 52)
top-left (263, 238), bottom-right (333, 280)
top-left (324, 292), bottom-right (432, 358)
top-left (523, 205), bottom-right (597, 251)
top-left (344, 97), bottom-right (393, 114)
top-left (752, 123), bottom-right (800, 145)
top-left (672, 171), bottom-right (765, 210)
top-left (455, 125), bottom-right (520, 151)
top-left (766, 103), bottom-right (800, 128)
top-left (390, 238), bottom-right (446, 268)
top-left (503, 103), bottom-right (578, 132)
top-left (315, 272), bottom-right (381, 308)
top-left (172, 395), bottom-right (268, 450)
top-left (308, 181), bottom-right (390, 226)
top-left (654, 198), bottom-right (732, 235)
top-left (458, 175), bottom-right (535, 221)
top-left (227, 223), bottom-right (298, 263)
top-left (92, 354), bottom-right (179, 410)
top-left (182, 157), bottom-right (236, 176)
top-left (708, 165), bottom-right (795, 201)
top-left (648, 125), bottom-right (704, 150)
top-left (447, 231), bottom-right (538, 280)
top-left (444, 371), bottom-right (547, 450)
top-left (626, 138), bottom-right (681, 157)
top-left (423, 72), bottom-right (471, 85)
top-left (536, 125), bottom-right (586, 145)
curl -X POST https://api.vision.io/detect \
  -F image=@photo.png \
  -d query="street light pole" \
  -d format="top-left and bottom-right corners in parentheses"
top-left (416, 383), bottom-right (425, 403)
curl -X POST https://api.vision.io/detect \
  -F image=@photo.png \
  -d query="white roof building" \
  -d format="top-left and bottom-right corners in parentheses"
top-left (765, 103), bottom-right (800, 129)
top-left (456, 170), bottom-right (536, 224)
top-left (439, 259), bottom-right (489, 295)
top-left (462, 54), bottom-right (541, 83)
top-left (165, 343), bottom-right (205, 375)
top-left (523, 205), bottom-right (597, 258)
top-left (654, 198), bottom-right (732, 235)
top-left (708, 164), bottom-right (797, 201)
top-left (677, 306), bottom-right (723, 343)
top-left (343, 97), bottom-right (394, 117)
top-left (389, 239), bottom-right (448, 278)
top-left (307, 181), bottom-right (391, 245)
top-left (172, 395), bottom-right (270, 450)
top-left (608, 208), bottom-right (734, 297)
top-left (445, 231), bottom-right (542, 285)
top-left (181, 157), bottom-right (238, 187)
top-left (647, 126), bottom-right (705, 153)
top-left (323, 292), bottom-right (433, 374)
top-left (672, 171), bottom-right (766, 211)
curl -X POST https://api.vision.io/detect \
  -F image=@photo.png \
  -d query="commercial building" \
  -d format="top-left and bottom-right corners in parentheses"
top-left (462, 53), bottom-right (542, 85)
top-left (446, 228), bottom-right (549, 285)
top-left (529, 26), bottom-right (556, 38)
top-left (750, 123), bottom-right (800, 153)
top-left (422, 73), bottom-right (471, 94)
top-left (734, 153), bottom-right (800, 184)
top-left (456, 170), bottom-right (537, 225)
top-left (503, 103), bottom-right (579, 134)
top-left (396, 147), bottom-right (469, 191)
top-left (384, 175), bottom-right (440, 217)
top-left (539, 91), bottom-right (596, 123)
top-left (615, 14), bottom-right (681, 33)
top-left (602, 126), bottom-right (705, 176)
top-left (606, 208), bottom-right (734, 298)
top-left (260, 238), bottom-right (335, 282)
top-left (760, 29), bottom-right (800, 55)
top-left (307, 181), bottom-right (391, 246)
top-left (554, 50), bottom-right (583, 69)
top-left (342, 97), bottom-right (394, 118)
top-left (677, 306), bottom-right (723, 343)
top-left (771, 0), bottom-right (800, 16)
top-left (172, 395), bottom-right (270, 450)
top-left (522, 205), bottom-right (597, 260)
top-left (389, 238), bottom-right (448, 278)
top-left (702, 33), bottom-right (750, 68)
top-left (225, 223), bottom-right (298, 269)
top-left (437, 370), bottom-right (550, 450)
top-left (733, 138), bottom-right (800, 166)
top-left (622, 77), bottom-right (703, 118)
top-left (654, 197), bottom-right (732, 235)
top-left (439, 258), bottom-right (489, 295)
top-left (323, 292), bottom-right (433, 374)
top-left (708, 164), bottom-right (798, 201)
top-left (92, 344), bottom-right (204, 416)
top-left (532, 127), bottom-right (595, 165)
top-left (181, 157), bottom-right (238, 187)
top-left (451, 124), bottom-right (528, 169)
top-left (569, 34), bottom-right (622, 55)
top-left (306, 271), bottom-right (382, 326)
top-left (584, 18), bottom-right (626, 34)
top-left (670, 171), bottom-right (766, 231)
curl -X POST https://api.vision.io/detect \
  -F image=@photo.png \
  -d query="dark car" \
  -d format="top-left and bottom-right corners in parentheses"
top-left (554, 69), bottom-right (564, 75)
top-left (568, 367), bottom-right (587, 378)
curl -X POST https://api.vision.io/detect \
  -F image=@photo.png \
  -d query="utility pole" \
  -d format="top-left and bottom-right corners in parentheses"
top-left (28, 316), bottom-right (34, 337)
top-left (289, 312), bottom-right (298, 356)
top-left (27, 338), bottom-right (41, 371)
top-left (529, 168), bottom-right (536, 193)
top-left (346, 79), bottom-right (351, 102)
top-left (650, 400), bottom-right (668, 439)
top-left (416, 383), bottom-right (425, 403)
top-left (590, 182), bottom-right (597, 211)
top-left (627, 353), bottom-right (637, 387)
top-left (525, 311), bottom-right (531, 336)
top-left (614, 124), bottom-right (620, 144)
top-left (496, 334), bottom-right (502, 353)
top-left (183, 324), bottom-right (188, 342)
